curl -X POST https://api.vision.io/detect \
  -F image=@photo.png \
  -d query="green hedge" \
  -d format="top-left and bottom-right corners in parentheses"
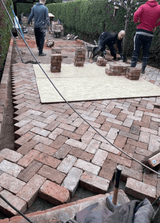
top-left (16, 0), bottom-right (62, 18)
top-left (0, 0), bottom-right (13, 70)
top-left (47, 0), bottom-right (160, 68)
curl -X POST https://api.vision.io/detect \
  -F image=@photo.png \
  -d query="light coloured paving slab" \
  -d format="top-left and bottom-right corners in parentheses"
top-left (33, 63), bottom-right (160, 103)
top-left (0, 160), bottom-right (24, 177)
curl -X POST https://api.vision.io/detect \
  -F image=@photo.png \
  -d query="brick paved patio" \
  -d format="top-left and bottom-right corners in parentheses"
top-left (0, 38), bottom-right (160, 218)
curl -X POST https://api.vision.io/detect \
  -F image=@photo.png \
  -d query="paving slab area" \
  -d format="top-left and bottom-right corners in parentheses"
top-left (0, 32), bottom-right (160, 221)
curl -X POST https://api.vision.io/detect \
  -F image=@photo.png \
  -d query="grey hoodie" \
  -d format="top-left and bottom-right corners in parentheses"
top-left (28, 2), bottom-right (50, 28)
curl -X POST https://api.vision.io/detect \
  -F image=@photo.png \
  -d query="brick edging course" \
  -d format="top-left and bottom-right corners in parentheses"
top-left (0, 38), bottom-right (13, 137)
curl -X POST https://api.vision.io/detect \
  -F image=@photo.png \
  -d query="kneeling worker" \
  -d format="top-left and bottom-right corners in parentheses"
top-left (92, 30), bottom-right (125, 60)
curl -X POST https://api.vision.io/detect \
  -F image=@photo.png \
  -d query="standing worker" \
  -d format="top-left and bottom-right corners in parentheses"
top-left (27, 0), bottom-right (50, 56)
top-left (131, 0), bottom-right (160, 73)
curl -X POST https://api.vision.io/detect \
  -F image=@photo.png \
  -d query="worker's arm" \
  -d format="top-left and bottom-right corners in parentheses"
top-left (45, 8), bottom-right (50, 26)
top-left (27, 7), bottom-right (34, 24)
top-left (134, 5), bottom-right (143, 24)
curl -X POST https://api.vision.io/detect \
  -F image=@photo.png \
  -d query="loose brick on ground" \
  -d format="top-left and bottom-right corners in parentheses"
top-left (80, 171), bottom-right (110, 194)
top-left (125, 177), bottom-right (156, 203)
top-left (62, 167), bottom-right (83, 197)
top-left (39, 180), bottom-right (70, 205)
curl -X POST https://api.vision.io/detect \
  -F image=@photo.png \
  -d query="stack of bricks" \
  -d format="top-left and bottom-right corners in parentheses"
top-left (52, 47), bottom-right (61, 54)
top-left (105, 61), bottom-right (130, 76)
top-left (74, 48), bottom-right (86, 67)
top-left (126, 67), bottom-right (141, 80)
top-left (50, 51), bottom-right (62, 73)
top-left (96, 56), bottom-right (107, 66)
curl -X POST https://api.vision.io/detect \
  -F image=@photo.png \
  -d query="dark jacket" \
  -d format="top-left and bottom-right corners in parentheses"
top-left (99, 31), bottom-right (122, 59)
top-left (28, 2), bottom-right (50, 28)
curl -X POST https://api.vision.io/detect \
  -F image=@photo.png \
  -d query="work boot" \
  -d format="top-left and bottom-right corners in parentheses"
top-left (141, 57), bottom-right (148, 74)
top-left (131, 56), bottom-right (138, 67)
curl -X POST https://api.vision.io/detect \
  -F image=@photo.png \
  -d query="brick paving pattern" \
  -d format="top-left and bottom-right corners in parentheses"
top-left (1, 42), bottom-right (160, 216)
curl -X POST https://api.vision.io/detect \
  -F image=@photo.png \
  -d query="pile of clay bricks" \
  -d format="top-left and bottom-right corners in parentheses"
top-left (74, 48), bottom-right (86, 67)
top-left (96, 56), bottom-right (107, 66)
top-left (126, 67), bottom-right (141, 80)
top-left (52, 47), bottom-right (61, 54)
top-left (51, 47), bottom-right (62, 73)
top-left (105, 61), bottom-right (130, 76)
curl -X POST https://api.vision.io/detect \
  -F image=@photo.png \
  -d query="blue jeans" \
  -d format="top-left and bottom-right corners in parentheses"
top-left (132, 34), bottom-right (152, 62)
top-left (34, 27), bottom-right (46, 55)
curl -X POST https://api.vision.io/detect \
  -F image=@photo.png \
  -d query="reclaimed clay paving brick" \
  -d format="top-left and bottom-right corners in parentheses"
top-left (17, 174), bottom-right (46, 208)
top-left (53, 144), bottom-right (71, 160)
top-left (0, 173), bottom-right (25, 194)
top-left (80, 171), bottom-right (110, 194)
top-left (34, 143), bottom-right (57, 156)
top-left (39, 180), bottom-right (70, 205)
top-left (62, 167), bottom-right (83, 197)
top-left (17, 160), bottom-right (43, 183)
top-left (119, 165), bottom-right (143, 182)
top-left (0, 190), bottom-right (27, 216)
top-left (142, 172), bottom-right (157, 187)
top-left (0, 148), bottom-right (23, 162)
top-left (121, 144), bottom-right (135, 159)
top-left (57, 155), bottom-right (77, 174)
top-left (74, 159), bottom-right (100, 175)
top-left (0, 160), bottom-right (24, 177)
top-left (62, 130), bottom-right (81, 141)
top-left (50, 135), bottom-right (68, 149)
top-left (18, 149), bottom-right (40, 168)
top-left (38, 165), bottom-right (66, 184)
top-left (17, 139), bottom-right (38, 155)
top-left (107, 153), bottom-right (132, 168)
top-left (92, 149), bottom-right (108, 166)
top-left (35, 153), bottom-right (61, 168)
top-left (14, 132), bottom-right (36, 149)
top-left (69, 147), bottom-right (94, 162)
top-left (99, 159), bottom-right (117, 181)
top-left (125, 178), bottom-right (156, 203)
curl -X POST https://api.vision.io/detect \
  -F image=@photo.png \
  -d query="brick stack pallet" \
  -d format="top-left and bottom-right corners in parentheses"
top-left (126, 67), bottom-right (141, 80)
top-left (74, 48), bottom-right (86, 67)
top-left (105, 61), bottom-right (141, 80)
top-left (51, 47), bottom-right (62, 73)
top-left (97, 56), bottom-right (107, 66)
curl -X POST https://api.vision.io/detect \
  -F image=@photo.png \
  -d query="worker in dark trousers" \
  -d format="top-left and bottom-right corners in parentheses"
top-left (91, 30), bottom-right (125, 60)
top-left (27, 0), bottom-right (50, 56)
top-left (131, 0), bottom-right (160, 74)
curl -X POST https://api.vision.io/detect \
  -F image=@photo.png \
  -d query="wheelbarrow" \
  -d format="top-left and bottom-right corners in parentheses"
top-left (83, 40), bottom-right (98, 59)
